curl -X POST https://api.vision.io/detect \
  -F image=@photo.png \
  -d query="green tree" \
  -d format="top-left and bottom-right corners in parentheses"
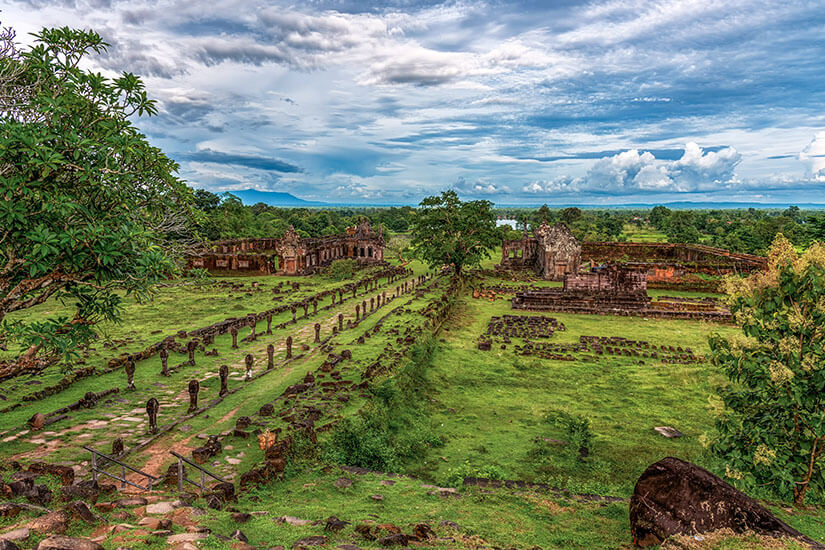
top-left (783, 205), bottom-right (801, 221)
top-left (193, 189), bottom-right (220, 212)
top-left (536, 204), bottom-right (552, 224)
top-left (0, 26), bottom-right (192, 370)
top-left (710, 235), bottom-right (825, 505)
top-left (649, 205), bottom-right (672, 229)
top-left (410, 190), bottom-right (498, 276)
top-left (806, 214), bottom-right (825, 244)
top-left (665, 211), bottom-right (700, 243)
top-left (560, 206), bottom-right (582, 225)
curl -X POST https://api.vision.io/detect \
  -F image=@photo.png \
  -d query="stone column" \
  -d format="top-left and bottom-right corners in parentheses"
top-left (188, 380), bottom-right (199, 413)
top-left (146, 398), bottom-right (159, 434)
top-left (362, 300), bottom-right (367, 315)
top-left (313, 300), bottom-right (318, 315)
top-left (370, 297), bottom-right (374, 311)
top-left (314, 323), bottom-right (321, 343)
top-left (160, 348), bottom-right (169, 376)
top-left (338, 314), bottom-right (343, 332)
top-left (355, 304), bottom-right (360, 321)
top-left (187, 339), bottom-right (198, 366)
top-left (247, 315), bottom-right (257, 341)
top-left (266, 315), bottom-right (272, 334)
top-left (219, 365), bottom-right (229, 397)
top-left (245, 354), bottom-right (254, 381)
top-left (303, 303), bottom-right (309, 317)
top-left (125, 360), bottom-right (136, 390)
top-left (286, 336), bottom-right (293, 359)
top-left (267, 344), bottom-right (274, 370)
top-left (230, 327), bottom-right (238, 349)
top-left (291, 306), bottom-right (296, 323)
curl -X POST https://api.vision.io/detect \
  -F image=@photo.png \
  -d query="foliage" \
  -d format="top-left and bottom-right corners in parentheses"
top-left (0, 26), bottom-right (192, 366)
top-left (709, 234), bottom-right (825, 505)
top-left (665, 211), bottom-right (701, 243)
top-left (410, 190), bottom-right (500, 276)
top-left (545, 409), bottom-right (594, 460)
top-left (649, 205), bottom-right (672, 229)
top-left (560, 207), bottom-right (582, 225)
top-left (442, 460), bottom-right (505, 488)
top-left (324, 259), bottom-right (357, 281)
top-left (324, 335), bottom-right (442, 472)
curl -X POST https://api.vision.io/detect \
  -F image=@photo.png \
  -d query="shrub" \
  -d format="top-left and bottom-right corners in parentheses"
top-left (324, 334), bottom-right (442, 473)
top-left (546, 410), bottom-right (594, 460)
top-left (710, 235), bottom-right (825, 505)
top-left (325, 259), bottom-right (358, 281)
top-left (442, 460), bottom-right (505, 488)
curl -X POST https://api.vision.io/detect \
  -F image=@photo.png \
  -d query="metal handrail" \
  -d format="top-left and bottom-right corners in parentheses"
top-left (169, 450), bottom-right (227, 494)
top-left (83, 445), bottom-right (159, 491)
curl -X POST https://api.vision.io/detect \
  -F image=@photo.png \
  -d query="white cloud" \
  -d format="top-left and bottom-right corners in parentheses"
top-left (672, 142), bottom-right (741, 189)
top-left (800, 132), bottom-right (825, 181)
top-left (585, 143), bottom-right (741, 193)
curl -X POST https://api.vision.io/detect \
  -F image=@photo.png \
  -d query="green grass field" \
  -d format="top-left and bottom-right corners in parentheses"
top-left (2, 263), bottom-right (825, 549)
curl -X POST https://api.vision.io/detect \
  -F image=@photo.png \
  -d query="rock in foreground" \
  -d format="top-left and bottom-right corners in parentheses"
top-left (35, 535), bottom-right (103, 550)
top-left (629, 457), bottom-right (824, 548)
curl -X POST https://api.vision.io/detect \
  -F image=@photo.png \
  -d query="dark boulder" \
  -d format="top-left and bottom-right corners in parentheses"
top-left (28, 463), bottom-right (74, 486)
top-left (34, 535), bottom-right (104, 550)
top-left (377, 533), bottom-right (409, 546)
top-left (60, 480), bottom-right (100, 504)
top-left (629, 457), bottom-right (824, 548)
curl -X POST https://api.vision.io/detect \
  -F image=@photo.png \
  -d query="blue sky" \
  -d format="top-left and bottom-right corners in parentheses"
top-left (6, 0), bottom-right (825, 204)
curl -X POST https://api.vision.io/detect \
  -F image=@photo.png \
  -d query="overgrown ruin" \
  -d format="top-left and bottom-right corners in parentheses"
top-left (187, 219), bottom-right (386, 275)
top-left (498, 223), bottom-right (766, 287)
top-left (498, 222), bottom-right (582, 280)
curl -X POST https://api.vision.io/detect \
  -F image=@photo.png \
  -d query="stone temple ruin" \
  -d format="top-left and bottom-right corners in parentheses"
top-left (498, 222), bottom-right (581, 280)
top-left (187, 219), bottom-right (385, 276)
top-left (511, 263), bottom-right (731, 320)
top-left (512, 263), bottom-right (649, 313)
top-left (498, 222), bottom-right (766, 287)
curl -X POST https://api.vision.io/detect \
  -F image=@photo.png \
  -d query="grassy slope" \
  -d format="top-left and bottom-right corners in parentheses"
top-left (4, 261), bottom-right (825, 549)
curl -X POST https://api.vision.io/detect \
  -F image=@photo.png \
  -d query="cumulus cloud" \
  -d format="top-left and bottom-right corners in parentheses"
top-left (800, 132), bottom-right (825, 181)
top-left (671, 142), bottom-right (741, 188)
top-left (7, 0), bottom-right (823, 203)
top-left (452, 176), bottom-right (506, 195)
top-left (522, 175), bottom-right (584, 194)
top-left (585, 143), bottom-right (740, 193)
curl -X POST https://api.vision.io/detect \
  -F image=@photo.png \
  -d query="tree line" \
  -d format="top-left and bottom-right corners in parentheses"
top-left (194, 189), bottom-right (821, 257)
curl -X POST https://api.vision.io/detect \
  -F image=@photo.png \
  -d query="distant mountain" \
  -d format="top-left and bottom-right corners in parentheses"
top-left (230, 189), bottom-right (327, 207)
top-left (224, 190), bottom-right (825, 209)
top-left (495, 201), bottom-right (825, 210)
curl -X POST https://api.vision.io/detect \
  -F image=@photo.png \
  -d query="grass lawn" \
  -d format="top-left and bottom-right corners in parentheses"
top-left (4, 264), bottom-right (825, 550)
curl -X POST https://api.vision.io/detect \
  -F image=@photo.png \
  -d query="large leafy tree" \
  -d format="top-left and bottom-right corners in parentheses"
top-left (710, 235), bottom-right (825, 505)
top-left (410, 190), bottom-right (499, 276)
top-left (0, 26), bottom-right (193, 371)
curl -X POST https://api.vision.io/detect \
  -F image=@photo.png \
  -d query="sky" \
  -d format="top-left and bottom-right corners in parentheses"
top-left (5, 0), bottom-right (825, 205)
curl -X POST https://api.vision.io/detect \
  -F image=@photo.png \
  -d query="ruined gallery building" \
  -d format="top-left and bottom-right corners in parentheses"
top-left (188, 219), bottom-right (385, 276)
top-left (499, 221), bottom-right (766, 282)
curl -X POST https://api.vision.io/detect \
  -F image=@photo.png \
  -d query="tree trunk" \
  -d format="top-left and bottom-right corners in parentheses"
top-left (0, 344), bottom-right (46, 380)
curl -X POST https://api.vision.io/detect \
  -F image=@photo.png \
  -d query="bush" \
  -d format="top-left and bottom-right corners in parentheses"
top-left (323, 335), bottom-right (442, 473)
top-left (546, 410), bottom-right (593, 460)
top-left (442, 460), bottom-right (505, 488)
top-left (325, 259), bottom-right (357, 281)
top-left (324, 411), bottom-right (400, 472)
top-left (528, 409), bottom-right (595, 480)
